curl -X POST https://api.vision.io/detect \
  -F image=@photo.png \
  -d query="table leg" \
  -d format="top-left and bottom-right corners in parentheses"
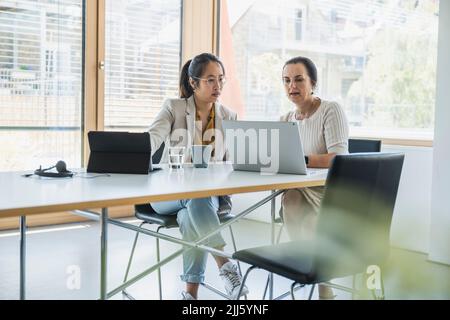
top-left (20, 215), bottom-right (26, 300)
top-left (269, 191), bottom-right (276, 300)
top-left (100, 208), bottom-right (108, 300)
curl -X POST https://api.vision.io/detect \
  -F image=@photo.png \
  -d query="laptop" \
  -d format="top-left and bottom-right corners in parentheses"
top-left (222, 120), bottom-right (307, 175)
top-left (87, 131), bottom-right (154, 174)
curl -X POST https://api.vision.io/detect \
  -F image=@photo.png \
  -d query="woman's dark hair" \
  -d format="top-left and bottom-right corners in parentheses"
top-left (283, 56), bottom-right (318, 90)
top-left (179, 53), bottom-right (225, 98)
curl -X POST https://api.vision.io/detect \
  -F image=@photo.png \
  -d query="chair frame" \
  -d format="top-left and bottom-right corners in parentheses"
top-left (239, 266), bottom-right (382, 300)
top-left (121, 216), bottom-right (242, 300)
top-left (120, 141), bottom-right (245, 300)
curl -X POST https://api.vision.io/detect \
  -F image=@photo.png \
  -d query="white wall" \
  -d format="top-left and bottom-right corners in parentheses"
top-left (429, 0), bottom-right (450, 265)
top-left (384, 145), bottom-right (432, 254)
top-left (232, 145), bottom-right (434, 254)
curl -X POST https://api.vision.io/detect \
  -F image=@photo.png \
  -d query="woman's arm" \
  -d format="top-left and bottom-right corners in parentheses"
top-left (308, 102), bottom-right (349, 168)
top-left (307, 153), bottom-right (336, 168)
top-left (148, 100), bottom-right (174, 156)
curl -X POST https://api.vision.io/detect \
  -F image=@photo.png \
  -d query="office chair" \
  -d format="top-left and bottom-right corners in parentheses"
top-left (234, 153), bottom-right (404, 300)
top-left (270, 139), bottom-right (383, 260)
top-left (275, 138), bottom-right (382, 232)
top-left (261, 139), bottom-right (383, 298)
top-left (121, 142), bottom-right (242, 300)
top-left (348, 138), bottom-right (382, 153)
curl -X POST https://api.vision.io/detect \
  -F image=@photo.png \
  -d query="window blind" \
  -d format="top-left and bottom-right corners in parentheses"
top-left (0, 0), bottom-right (83, 170)
top-left (104, 0), bottom-right (181, 131)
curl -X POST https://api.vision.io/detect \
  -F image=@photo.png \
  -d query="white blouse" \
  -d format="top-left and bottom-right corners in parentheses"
top-left (280, 100), bottom-right (349, 156)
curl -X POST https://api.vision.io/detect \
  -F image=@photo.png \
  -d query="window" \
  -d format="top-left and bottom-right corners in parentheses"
top-left (0, 0), bottom-right (83, 171)
top-left (220, 0), bottom-right (439, 141)
top-left (104, 0), bottom-right (182, 131)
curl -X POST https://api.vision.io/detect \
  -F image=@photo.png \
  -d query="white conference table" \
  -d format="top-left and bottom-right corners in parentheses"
top-left (0, 163), bottom-right (327, 300)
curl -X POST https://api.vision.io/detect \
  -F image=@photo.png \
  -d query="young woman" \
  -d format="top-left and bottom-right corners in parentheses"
top-left (280, 56), bottom-right (349, 299)
top-left (148, 53), bottom-right (248, 300)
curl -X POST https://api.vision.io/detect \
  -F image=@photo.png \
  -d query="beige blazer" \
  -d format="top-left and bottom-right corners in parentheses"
top-left (149, 95), bottom-right (238, 163)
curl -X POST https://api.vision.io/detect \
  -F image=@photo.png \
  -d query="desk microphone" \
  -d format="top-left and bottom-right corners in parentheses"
top-left (40, 160), bottom-right (67, 173)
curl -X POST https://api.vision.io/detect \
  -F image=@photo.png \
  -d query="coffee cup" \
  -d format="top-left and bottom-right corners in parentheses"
top-left (191, 145), bottom-right (212, 168)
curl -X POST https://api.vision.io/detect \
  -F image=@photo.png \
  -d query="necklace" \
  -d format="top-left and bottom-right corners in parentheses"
top-left (295, 97), bottom-right (320, 120)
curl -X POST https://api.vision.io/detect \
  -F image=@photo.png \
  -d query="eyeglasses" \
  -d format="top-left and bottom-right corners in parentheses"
top-left (192, 76), bottom-right (227, 87)
top-left (282, 76), bottom-right (305, 86)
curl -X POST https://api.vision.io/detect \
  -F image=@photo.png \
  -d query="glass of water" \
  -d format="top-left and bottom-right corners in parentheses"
top-left (168, 146), bottom-right (185, 169)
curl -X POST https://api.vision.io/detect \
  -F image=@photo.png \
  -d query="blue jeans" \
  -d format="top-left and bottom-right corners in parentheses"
top-left (151, 197), bottom-right (226, 284)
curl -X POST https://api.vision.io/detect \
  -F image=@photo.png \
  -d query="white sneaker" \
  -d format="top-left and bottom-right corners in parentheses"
top-left (219, 262), bottom-right (249, 299)
top-left (181, 291), bottom-right (196, 300)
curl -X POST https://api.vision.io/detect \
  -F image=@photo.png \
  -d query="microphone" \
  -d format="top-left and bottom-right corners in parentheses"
top-left (39, 160), bottom-right (67, 173)
top-left (40, 164), bottom-right (56, 172)
top-left (55, 160), bottom-right (68, 173)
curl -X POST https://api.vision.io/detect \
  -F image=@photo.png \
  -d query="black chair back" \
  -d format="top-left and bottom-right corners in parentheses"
top-left (348, 138), bottom-right (381, 153)
top-left (314, 153), bottom-right (404, 278)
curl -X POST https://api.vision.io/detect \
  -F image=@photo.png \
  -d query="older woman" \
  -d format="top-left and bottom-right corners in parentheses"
top-left (280, 56), bottom-right (349, 299)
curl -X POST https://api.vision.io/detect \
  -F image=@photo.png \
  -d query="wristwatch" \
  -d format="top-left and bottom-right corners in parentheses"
top-left (304, 156), bottom-right (309, 165)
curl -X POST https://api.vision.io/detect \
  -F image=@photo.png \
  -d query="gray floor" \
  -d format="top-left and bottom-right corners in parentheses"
top-left (0, 218), bottom-right (449, 300)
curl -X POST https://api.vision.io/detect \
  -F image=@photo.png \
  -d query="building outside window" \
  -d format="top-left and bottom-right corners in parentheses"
top-left (220, 0), bottom-right (439, 141)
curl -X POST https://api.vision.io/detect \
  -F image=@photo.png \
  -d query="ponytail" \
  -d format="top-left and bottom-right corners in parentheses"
top-left (179, 59), bottom-right (193, 98)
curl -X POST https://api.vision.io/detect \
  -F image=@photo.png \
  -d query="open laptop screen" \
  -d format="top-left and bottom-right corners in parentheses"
top-left (222, 120), bottom-right (307, 175)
